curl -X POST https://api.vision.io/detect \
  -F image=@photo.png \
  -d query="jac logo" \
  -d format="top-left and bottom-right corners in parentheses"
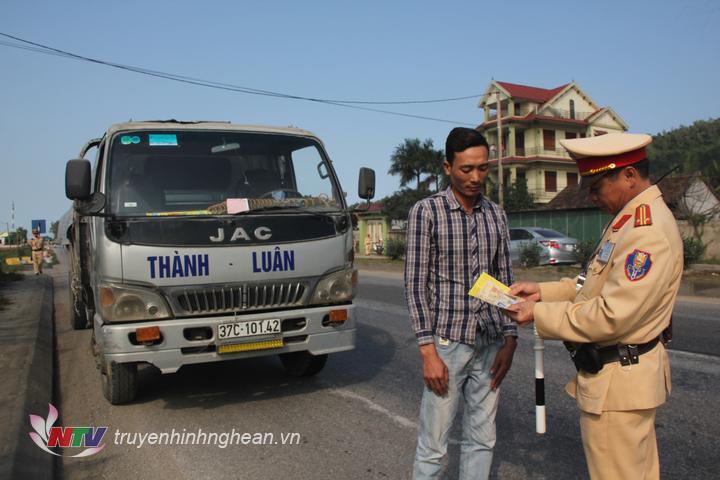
top-left (29, 404), bottom-right (107, 457)
top-left (209, 226), bottom-right (272, 242)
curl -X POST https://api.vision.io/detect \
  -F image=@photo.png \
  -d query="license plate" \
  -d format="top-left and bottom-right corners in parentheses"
top-left (217, 319), bottom-right (281, 340)
top-left (564, 245), bottom-right (575, 251)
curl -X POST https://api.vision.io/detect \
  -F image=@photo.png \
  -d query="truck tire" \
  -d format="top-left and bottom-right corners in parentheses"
top-left (68, 271), bottom-right (88, 330)
top-left (279, 352), bottom-right (328, 377)
top-left (101, 360), bottom-right (138, 405)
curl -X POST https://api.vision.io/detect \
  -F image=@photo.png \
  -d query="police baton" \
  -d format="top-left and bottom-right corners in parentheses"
top-left (534, 325), bottom-right (546, 434)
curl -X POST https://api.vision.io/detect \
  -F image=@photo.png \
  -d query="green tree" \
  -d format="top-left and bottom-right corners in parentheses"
top-left (16, 227), bottom-right (27, 244)
top-left (423, 143), bottom-right (446, 192)
top-left (503, 177), bottom-right (535, 211)
top-left (649, 117), bottom-right (720, 191)
top-left (50, 220), bottom-right (59, 240)
top-left (487, 177), bottom-right (535, 211)
top-left (389, 138), bottom-right (444, 190)
top-left (380, 188), bottom-right (432, 221)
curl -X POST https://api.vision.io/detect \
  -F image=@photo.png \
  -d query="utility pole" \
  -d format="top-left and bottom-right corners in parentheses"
top-left (496, 92), bottom-right (504, 208)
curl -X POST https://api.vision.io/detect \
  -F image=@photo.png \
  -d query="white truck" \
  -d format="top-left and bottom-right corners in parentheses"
top-left (64, 120), bottom-right (375, 404)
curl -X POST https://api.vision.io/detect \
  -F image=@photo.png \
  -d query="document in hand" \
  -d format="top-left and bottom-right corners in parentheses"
top-left (468, 272), bottom-right (524, 309)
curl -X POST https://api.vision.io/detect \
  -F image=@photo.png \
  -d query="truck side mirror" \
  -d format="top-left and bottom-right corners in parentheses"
top-left (65, 159), bottom-right (92, 200)
top-left (358, 167), bottom-right (375, 200)
top-left (77, 192), bottom-right (107, 216)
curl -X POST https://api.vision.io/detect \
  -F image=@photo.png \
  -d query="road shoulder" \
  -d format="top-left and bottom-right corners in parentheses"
top-left (0, 273), bottom-right (54, 480)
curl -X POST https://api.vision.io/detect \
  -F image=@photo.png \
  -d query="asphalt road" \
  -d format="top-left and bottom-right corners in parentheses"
top-left (52, 261), bottom-right (720, 479)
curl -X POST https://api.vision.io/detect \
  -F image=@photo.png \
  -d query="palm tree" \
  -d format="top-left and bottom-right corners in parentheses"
top-left (388, 138), bottom-right (444, 190)
top-left (423, 140), bottom-right (446, 192)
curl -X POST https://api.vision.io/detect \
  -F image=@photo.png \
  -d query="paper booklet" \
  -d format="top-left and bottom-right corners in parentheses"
top-left (468, 272), bottom-right (524, 309)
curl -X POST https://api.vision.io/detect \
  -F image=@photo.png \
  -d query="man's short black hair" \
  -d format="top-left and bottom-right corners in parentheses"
top-left (445, 127), bottom-right (489, 164)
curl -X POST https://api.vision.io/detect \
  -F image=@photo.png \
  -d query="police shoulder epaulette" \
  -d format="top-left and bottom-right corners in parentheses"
top-left (612, 214), bottom-right (633, 232)
top-left (634, 204), bottom-right (652, 227)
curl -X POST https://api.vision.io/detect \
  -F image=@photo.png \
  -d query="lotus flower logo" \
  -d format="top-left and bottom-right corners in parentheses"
top-left (29, 404), bottom-right (106, 457)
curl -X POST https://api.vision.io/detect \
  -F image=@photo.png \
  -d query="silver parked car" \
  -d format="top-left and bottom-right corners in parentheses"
top-left (509, 227), bottom-right (579, 265)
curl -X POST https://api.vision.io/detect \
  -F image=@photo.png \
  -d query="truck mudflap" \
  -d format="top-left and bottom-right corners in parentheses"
top-left (94, 304), bottom-right (355, 374)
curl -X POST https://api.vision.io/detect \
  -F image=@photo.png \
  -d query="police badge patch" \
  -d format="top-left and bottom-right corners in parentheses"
top-left (625, 249), bottom-right (652, 281)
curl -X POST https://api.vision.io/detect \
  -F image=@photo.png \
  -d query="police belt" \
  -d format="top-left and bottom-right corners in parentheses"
top-left (32, 249), bottom-right (42, 252)
top-left (565, 337), bottom-right (660, 373)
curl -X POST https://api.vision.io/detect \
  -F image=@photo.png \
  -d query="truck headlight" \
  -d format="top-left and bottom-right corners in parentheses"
top-left (98, 283), bottom-right (172, 322)
top-left (310, 268), bottom-right (357, 305)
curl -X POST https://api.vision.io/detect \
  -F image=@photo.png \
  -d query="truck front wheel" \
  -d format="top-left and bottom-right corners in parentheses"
top-left (101, 360), bottom-right (138, 404)
top-left (279, 352), bottom-right (328, 377)
top-left (68, 271), bottom-right (88, 330)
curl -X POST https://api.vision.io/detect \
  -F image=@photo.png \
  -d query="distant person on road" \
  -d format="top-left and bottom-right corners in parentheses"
top-left (30, 228), bottom-right (45, 275)
top-left (506, 133), bottom-right (682, 479)
top-left (405, 127), bottom-right (517, 479)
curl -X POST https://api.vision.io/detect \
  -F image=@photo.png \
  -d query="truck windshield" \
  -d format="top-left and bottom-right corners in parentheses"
top-left (106, 130), bottom-right (343, 216)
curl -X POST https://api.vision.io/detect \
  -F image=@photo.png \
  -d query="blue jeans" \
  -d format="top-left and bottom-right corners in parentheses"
top-left (413, 334), bottom-right (503, 480)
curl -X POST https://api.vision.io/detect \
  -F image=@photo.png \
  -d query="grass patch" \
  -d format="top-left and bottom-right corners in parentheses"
top-left (0, 245), bottom-right (32, 273)
top-left (0, 244), bottom-right (58, 273)
top-left (0, 249), bottom-right (26, 287)
top-left (355, 257), bottom-right (405, 273)
top-left (356, 257), bottom-right (404, 267)
top-left (0, 245), bottom-right (30, 259)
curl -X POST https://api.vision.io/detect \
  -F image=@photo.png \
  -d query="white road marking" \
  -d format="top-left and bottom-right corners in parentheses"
top-left (328, 388), bottom-right (418, 430)
top-left (327, 388), bottom-right (463, 445)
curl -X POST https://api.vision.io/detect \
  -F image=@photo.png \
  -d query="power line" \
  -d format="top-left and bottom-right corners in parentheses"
top-left (0, 32), bottom-right (477, 126)
top-left (0, 32), bottom-right (482, 105)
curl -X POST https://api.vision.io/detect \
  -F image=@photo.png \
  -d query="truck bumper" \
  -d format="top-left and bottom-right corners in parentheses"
top-left (94, 304), bottom-right (355, 374)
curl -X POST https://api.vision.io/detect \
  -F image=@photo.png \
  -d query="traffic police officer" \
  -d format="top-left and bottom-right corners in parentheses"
top-left (506, 132), bottom-right (682, 479)
top-left (30, 228), bottom-right (45, 275)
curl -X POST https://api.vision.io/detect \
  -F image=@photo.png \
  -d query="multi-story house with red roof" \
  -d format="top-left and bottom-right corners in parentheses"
top-left (477, 80), bottom-right (627, 203)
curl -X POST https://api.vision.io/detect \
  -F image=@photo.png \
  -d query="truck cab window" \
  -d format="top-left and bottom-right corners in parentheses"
top-left (107, 131), bottom-right (342, 215)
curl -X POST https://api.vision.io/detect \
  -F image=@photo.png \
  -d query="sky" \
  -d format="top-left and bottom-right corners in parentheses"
top-left (1, 0), bottom-right (719, 234)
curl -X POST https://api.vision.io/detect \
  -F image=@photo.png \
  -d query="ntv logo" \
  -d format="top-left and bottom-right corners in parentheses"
top-left (29, 404), bottom-right (107, 457)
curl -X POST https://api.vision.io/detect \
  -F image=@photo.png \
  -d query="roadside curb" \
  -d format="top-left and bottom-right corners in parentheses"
top-left (687, 263), bottom-right (720, 273)
top-left (9, 275), bottom-right (54, 480)
top-left (675, 294), bottom-right (720, 305)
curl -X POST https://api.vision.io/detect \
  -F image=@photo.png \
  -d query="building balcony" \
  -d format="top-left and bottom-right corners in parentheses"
top-left (540, 107), bottom-right (594, 121)
top-left (485, 107), bottom-right (593, 123)
top-left (524, 146), bottom-right (570, 157)
top-left (489, 146), bottom-right (570, 160)
top-left (486, 110), bottom-right (508, 121)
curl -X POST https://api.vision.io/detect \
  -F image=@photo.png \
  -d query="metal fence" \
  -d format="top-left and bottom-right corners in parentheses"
top-left (507, 208), bottom-right (612, 243)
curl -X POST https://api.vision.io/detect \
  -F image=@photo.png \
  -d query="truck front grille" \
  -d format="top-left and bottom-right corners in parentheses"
top-left (173, 282), bottom-right (307, 315)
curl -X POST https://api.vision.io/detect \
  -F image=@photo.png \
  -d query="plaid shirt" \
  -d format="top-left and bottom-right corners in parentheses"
top-left (404, 187), bottom-right (517, 346)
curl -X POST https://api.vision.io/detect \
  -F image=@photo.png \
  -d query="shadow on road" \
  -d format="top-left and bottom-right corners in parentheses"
top-left (131, 320), bottom-right (397, 410)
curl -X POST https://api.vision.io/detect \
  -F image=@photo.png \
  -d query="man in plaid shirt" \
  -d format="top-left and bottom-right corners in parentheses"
top-left (405, 127), bottom-right (517, 479)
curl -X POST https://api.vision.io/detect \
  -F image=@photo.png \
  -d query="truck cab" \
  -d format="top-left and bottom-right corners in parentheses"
top-left (65, 120), bottom-right (375, 404)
